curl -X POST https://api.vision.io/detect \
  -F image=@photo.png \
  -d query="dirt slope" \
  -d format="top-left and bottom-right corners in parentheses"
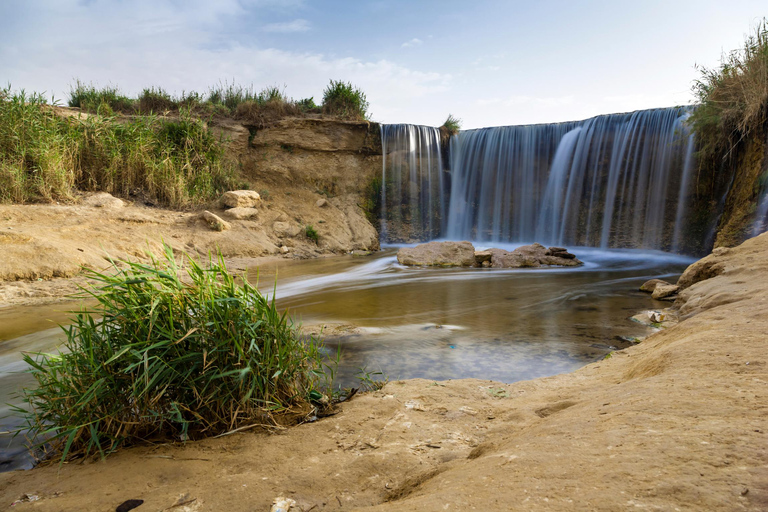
top-left (1, 234), bottom-right (767, 511)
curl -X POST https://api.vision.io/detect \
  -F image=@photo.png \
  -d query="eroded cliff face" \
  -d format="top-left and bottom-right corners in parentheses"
top-left (212, 117), bottom-right (383, 253)
top-left (713, 121), bottom-right (768, 248)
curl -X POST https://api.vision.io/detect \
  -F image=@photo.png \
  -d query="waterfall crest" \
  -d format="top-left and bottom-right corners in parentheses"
top-left (381, 107), bottom-right (699, 252)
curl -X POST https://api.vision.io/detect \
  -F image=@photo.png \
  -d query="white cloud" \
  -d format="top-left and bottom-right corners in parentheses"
top-left (401, 38), bottom-right (423, 48)
top-left (262, 19), bottom-right (310, 33)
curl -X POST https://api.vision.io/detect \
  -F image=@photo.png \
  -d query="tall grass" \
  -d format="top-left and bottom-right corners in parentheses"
top-left (689, 19), bottom-right (768, 163)
top-left (17, 246), bottom-right (329, 462)
top-left (441, 114), bottom-right (461, 136)
top-left (68, 80), bottom-right (134, 114)
top-left (322, 80), bottom-right (369, 120)
top-left (1, 86), bottom-right (239, 207)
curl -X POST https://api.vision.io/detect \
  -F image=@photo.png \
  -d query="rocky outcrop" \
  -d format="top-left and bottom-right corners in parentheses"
top-left (397, 242), bottom-right (582, 268)
top-left (83, 192), bottom-right (124, 209)
top-left (488, 243), bottom-right (582, 268)
top-left (651, 284), bottom-right (680, 300)
top-left (221, 207), bottom-right (258, 220)
top-left (397, 241), bottom-right (476, 267)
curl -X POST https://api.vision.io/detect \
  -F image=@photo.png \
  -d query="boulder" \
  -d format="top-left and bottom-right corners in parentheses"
top-left (200, 211), bottom-right (231, 231)
top-left (488, 243), bottom-right (582, 268)
top-left (316, 198), bottom-right (329, 208)
top-left (83, 192), bottom-right (124, 209)
top-left (397, 241), bottom-right (476, 267)
top-left (221, 207), bottom-right (258, 220)
top-left (273, 221), bottom-right (300, 238)
top-left (639, 278), bottom-right (672, 293)
top-left (652, 284), bottom-right (680, 300)
top-left (220, 190), bottom-right (261, 208)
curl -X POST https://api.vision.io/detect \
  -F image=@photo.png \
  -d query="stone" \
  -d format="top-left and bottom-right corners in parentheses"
top-left (474, 250), bottom-right (492, 265)
top-left (397, 241), bottom-right (476, 267)
top-left (83, 192), bottom-right (124, 209)
top-left (200, 211), bottom-right (231, 231)
top-left (640, 278), bottom-right (672, 293)
top-left (280, 245), bottom-right (290, 254)
top-left (316, 198), bottom-right (329, 208)
top-left (273, 221), bottom-right (300, 238)
top-left (221, 207), bottom-right (258, 220)
top-left (220, 190), bottom-right (260, 208)
top-left (488, 243), bottom-right (582, 268)
top-left (652, 283), bottom-right (680, 300)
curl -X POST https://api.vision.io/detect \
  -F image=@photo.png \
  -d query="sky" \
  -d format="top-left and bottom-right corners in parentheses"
top-left (1, 0), bottom-right (765, 129)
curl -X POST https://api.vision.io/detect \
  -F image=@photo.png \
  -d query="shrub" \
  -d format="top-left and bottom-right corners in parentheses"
top-left (441, 114), bottom-right (462, 136)
top-left (68, 80), bottom-right (134, 114)
top-left (689, 19), bottom-right (768, 165)
top-left (322, 80), bottom-right (369, 120)
top-left (137, 86), bottom-right (178, 113)
top-left (297, 97), bottom-right (319, 113)
top-left (305, 224), bottom-right (319, 243)
top-left (17, 246), bottom-right (329, 462)
top-left (206, 80), bottom-right (259, 113)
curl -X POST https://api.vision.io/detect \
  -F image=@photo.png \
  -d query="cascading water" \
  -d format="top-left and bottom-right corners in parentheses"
top-left (447, 107), bottom-right (696, 250)
top-left (380, 124), bottom-right (445, 242)
top-left (380, 107), bottom-right (701, 252)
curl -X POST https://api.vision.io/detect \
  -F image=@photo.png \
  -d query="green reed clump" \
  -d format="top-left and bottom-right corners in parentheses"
top-left (18, 245), bottom-right (329, 462)
top-left (441, 114), bottom-right (462, 136)
top-left (137, 86), bottom-right (179, 113)
top-left (68, 80), bottom-right (135, 114)
top-left (322, 80), bottom-right (369, 120)
top-left (689, 19), bottom-right (768, 164)
top-left (304, 224), bottom-right (319, 243)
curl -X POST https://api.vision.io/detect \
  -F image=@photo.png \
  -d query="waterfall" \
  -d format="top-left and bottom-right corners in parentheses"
top-left (380, 107), bottom-right (699, 252)
top-left (380, 124), bottom-right (445, 242)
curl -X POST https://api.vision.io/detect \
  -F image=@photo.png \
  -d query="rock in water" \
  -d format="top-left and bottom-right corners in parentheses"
top-left (488, 243), bottom-right (582, 268)
top-left (220, 190), bottom-right (261, 208)
top-left (397, 241), bottom-right (476, 267)
top-left (640, 278), bottom-right (672, 293)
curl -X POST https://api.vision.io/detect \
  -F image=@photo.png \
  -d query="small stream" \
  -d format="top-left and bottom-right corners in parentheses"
top-left (0, 246), bottom-right (693, 471)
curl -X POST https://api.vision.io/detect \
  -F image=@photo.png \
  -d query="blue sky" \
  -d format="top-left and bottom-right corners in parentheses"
top-left (1, 0), bottom-right (765, 128)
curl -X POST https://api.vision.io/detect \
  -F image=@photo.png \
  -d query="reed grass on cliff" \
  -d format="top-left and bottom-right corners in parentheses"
top-left (689, 19), bottom-right (768, 164)
top-left (17, 246), bottom-right (329, 462)
top-left (322, 80), bottom-right (369, 120)
top-left (0, 86), bottom-right (239, 206)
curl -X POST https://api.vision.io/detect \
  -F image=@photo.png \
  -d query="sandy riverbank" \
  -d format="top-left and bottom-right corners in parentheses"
top-left (1, 235), bottom-right (766, 510)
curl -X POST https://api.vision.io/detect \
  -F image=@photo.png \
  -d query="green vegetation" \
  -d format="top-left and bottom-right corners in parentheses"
top-left (67, 80), bottom-right (133, 115)
top-left (17, 246), bottom-right (329, 462)
top-left (689, 19), bottom-right (768, 165)
top-left (322, 80), bottom-right (369, 120)
top-left (441, 114), bottom-right (462, 136)
top-left (304, 224), bottom-right (319, 243)
top-left (0, 87), bottom-right (238, 206)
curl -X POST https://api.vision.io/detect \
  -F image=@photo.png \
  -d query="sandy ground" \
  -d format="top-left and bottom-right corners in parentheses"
top-left (0, 191), bottom-right (379, 308)
top-left (1, 231), bottom-right (767, 510)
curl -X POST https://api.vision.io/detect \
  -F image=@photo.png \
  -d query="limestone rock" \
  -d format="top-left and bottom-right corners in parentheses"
top-left (221, 207), bottom-right (258, 220)
top-left (273, 221), bottom-right (300, 238)
top-left (220, 190), bottom-right (261, 208)
top-left (652, 283), bottom-right (680, 300)
top-left (200, 211), bottom-right (231, 231)
top-left (316, 198), bottom-right (329, 208)
top-left (488, 243), bottom-right (582, 268)
top-left (83, 192), bottom-right (124, 209)
top-left (640, 278), bottom-right (672, 293)
top-left (474, 250), bottom-right (492, 265)
top-left (397, 241), bottom-right (476, 267)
